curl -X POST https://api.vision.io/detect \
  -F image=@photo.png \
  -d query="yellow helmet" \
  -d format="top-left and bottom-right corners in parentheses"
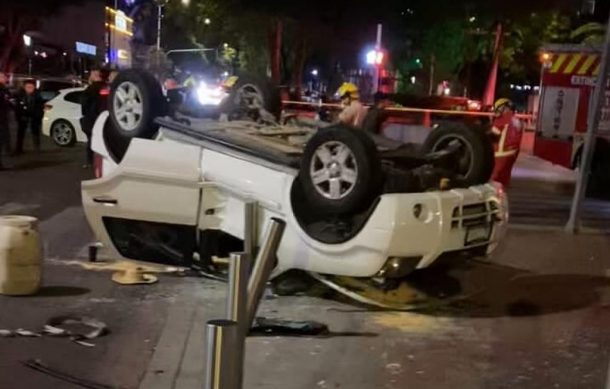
top-left (337, 82), bottom-right (359, 99)
top-left (493, 98), bottom-right (513, 112)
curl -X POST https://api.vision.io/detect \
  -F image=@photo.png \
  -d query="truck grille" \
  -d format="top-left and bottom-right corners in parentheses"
top-left (451, 201), bottom-right (500, 229)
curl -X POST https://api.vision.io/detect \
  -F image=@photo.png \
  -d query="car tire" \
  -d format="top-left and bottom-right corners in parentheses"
top-left (109, 69), bottom-right (166, 140)
top-left (220, 74), bottom-right (281, 121)
top-left (300, 125), bottom-right (382, 215)
top-left (50, 120), bottom-right (76, 147)
top-left (103, 118), bottom-right (131, 164)
top-left (422, 123), bottom-right (494, 186)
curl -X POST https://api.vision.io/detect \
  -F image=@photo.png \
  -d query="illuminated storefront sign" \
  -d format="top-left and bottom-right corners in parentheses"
top-left (75, 41), bottom-right (97, 56)
top-left (115, 11), bottom-right (128, 32)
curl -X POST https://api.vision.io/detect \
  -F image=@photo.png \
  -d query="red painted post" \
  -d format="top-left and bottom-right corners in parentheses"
top-left (423, 111), bottom-right (432, 127)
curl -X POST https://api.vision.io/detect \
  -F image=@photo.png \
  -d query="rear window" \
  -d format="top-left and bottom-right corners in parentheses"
top-left (40, 91), bottom-right (58, 102)
top-left (64, 91), bottom-right (83, 104)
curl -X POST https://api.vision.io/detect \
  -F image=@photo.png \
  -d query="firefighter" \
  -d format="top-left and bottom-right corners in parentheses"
top-left (490, 98), bottom-right (523, 186)
top-left (336, 82), bottom-right (367, 128)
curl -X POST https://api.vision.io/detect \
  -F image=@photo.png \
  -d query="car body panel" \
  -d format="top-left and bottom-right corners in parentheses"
top-left (42, 87), bottom-right (87, 144)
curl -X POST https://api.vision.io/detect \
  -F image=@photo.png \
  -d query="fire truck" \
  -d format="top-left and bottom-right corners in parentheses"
top-left (535, 44), bottom-right (610, 195)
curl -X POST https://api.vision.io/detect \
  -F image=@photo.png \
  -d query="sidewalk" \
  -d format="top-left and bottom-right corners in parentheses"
top-left (508, 153), bottom-right (610, 232)
top-left (139, 226), bottom-right (610, 389)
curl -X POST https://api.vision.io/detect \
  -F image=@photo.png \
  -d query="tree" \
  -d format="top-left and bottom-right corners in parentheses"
top-left (571, 22), bottom-right (605, 44)
top-left (499, 11), bottom-right (571, 84)
top-left (0, 0), bottom-right (82, 72)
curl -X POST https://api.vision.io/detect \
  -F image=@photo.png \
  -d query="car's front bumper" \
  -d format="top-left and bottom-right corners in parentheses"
top-left (383, 182), bottom-right (507, 270)
top-left (286, 183), bottom-right (507, 278)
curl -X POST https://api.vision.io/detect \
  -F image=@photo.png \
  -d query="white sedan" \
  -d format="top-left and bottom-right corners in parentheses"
top-left (42, 87), bottom-right (87, 147)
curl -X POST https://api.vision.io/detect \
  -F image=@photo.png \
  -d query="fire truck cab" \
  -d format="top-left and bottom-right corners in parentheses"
top-left (535, 44), bottom-right (610, 195)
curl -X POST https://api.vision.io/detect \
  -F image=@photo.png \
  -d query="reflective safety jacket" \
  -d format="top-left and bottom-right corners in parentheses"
top-left (491, 113), bottom-right (523, 157)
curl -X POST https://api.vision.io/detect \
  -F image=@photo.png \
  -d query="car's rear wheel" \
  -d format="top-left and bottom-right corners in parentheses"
top-left (422, 123), bottom-right (494, 186)
top-left (300, 125), bottom-right (382, 215)
top-left (50, 120), bottom-right (76, 147)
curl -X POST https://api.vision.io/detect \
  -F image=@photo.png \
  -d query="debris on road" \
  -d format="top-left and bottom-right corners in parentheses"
top-left (385, 362), bottom-right (402, 375)
top-left (0, 316), bottom-right (108, 347)
top-left (46, 315), bottom-right (108, 346)
top-left (22, 359), bottom-right (116, 389)
top-left (111, 267), bottom-right (158, 285)
top-left (251, 317), bottom-right (330, 336)
top-left (59, 259), bottom-right (183, 285)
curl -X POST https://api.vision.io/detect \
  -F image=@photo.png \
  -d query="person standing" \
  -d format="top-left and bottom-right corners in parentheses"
top-left (490, 98), bottom-right (523, 187)
top-left (336, 82), bottom-right (368, 128)
top-left (80, 69), bottom-right (107, 168)
top-left (0, 72), bottom-right (12, 169)
top-left (15, 79), bottom-right (44, 155)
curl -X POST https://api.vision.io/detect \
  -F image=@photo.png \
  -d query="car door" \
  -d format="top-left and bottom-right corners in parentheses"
top-left (82, 138), bottom-right (202, 266)
top-left (62, 90), bottom-right (85, 135)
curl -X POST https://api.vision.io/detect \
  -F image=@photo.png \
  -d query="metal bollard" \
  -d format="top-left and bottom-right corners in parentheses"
top-left (227, 252), bottom-right (250, 334)
top-left (246, 218), bottom-right (286, 328)
top-left (226, 252), bottom-right (249, 389)
top-left (204, 320), bottom-right (239, 389)
top-left (243, 201), bottom-right (258, 258)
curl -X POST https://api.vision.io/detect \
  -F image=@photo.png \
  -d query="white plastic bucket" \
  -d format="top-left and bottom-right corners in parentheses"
top-left (0, 216), bottom-right (42, 296)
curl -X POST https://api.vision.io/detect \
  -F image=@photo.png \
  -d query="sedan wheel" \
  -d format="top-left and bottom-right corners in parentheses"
top-left (51, 121), bottom-right (75, 147)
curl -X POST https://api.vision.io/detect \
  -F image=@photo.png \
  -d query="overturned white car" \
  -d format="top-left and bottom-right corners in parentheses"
top-left (82, 69), bottom-right (507, 280)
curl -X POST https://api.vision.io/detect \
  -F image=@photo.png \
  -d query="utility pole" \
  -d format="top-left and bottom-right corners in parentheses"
top-left (428, 54), bottom-right (435, 95)
top-left (156, 3), bottom-right (163, 50)
top-left (566, 10), bottom-right (610, 232)
top-left (373, 23), bottom-right (382, 93)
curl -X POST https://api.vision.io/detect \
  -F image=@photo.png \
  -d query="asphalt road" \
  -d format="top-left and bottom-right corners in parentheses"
top-left (2, 137), bottom-right (610, 389)
top-left (0, 140), bottom-right (180, 389)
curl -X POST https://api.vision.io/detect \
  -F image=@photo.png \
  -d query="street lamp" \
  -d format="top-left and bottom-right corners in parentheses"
top-left (23, 35), bottom-right (33, 75)
top-left (204, 18), bottom-right (211, 25)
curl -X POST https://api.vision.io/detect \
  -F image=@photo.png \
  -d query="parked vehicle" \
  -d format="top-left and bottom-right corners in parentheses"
top-left (42, 87), bottom-right (87, 147)
top-left (82, 69), bottom-right (507, 280)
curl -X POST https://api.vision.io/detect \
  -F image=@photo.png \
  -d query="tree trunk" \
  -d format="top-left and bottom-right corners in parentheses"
top-left (269, 19), bottom-right (282, 85)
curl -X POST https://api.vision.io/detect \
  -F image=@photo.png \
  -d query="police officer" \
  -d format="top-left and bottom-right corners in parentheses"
top-left (15, 79), bottom-right (44, 155)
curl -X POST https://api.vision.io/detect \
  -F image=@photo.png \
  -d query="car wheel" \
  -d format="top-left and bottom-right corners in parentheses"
top-left (50, 120), bottom-right (76, 147)
top-left (300, 125), bottom-right (382, 215)
top-left (422, 123), bottom-right (494, 186)
top-left (220, 74), bottom-right (281, 121)
top-left (109, 69), bottom-right (166, 140)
